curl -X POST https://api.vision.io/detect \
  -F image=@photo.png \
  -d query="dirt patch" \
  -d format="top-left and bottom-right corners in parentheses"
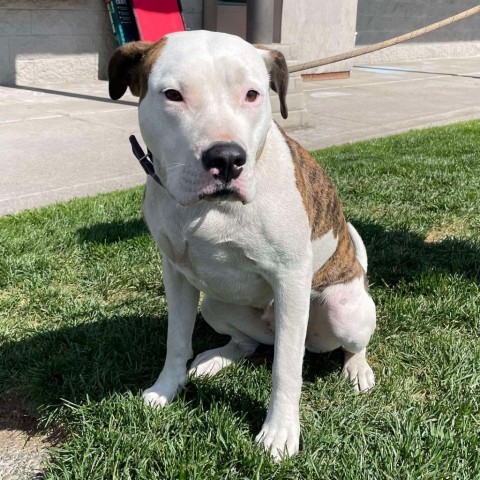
top-left (425, 219), bottom-right (467, 243)
top-left (0, 396), bottom-right (39, 433)
top-left (0, 395), bottom-right (59, 479)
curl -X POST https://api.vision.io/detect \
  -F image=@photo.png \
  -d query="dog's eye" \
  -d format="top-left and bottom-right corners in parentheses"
top-left (164, 89), bottom-right (183, 102)
top-left (245, 90), bottom-right (259, 102)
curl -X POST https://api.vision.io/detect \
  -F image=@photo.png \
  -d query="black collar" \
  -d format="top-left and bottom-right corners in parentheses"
top-left (129, 135), bottom-right (163, 187)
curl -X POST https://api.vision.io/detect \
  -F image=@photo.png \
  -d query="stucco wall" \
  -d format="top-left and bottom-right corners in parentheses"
top-left (356, 0), bottom-right (480, 63)
top-left (0, 0), bottom-right (115, 85)
top-left (281, 0), bottom-right (358, 73)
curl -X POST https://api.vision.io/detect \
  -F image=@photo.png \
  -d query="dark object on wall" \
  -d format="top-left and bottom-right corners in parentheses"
top-left (105, 0), bottom-right (139, 46)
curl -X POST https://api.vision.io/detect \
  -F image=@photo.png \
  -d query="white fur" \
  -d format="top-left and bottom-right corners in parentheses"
top-left (135, 31), bottom-right (376, 461)
top-left (312, 229), bottom-right (337, 272)
top-left (348, 222), bottom-right (368, 272)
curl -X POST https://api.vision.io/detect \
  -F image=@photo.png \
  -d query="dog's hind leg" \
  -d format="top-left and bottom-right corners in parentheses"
top-left (189, 296), bottom-right (274, 377)
top-left (343, 348), bottom-right (375, 393)
top-left (306, 276), bottom-right (376, 392)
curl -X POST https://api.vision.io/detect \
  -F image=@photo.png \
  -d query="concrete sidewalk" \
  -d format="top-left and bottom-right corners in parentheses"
top-left (1, 56), bottom-right (480, 216)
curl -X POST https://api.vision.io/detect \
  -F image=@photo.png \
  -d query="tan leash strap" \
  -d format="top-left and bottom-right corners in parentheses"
top-left (288, 4), bottom-right (480, 74)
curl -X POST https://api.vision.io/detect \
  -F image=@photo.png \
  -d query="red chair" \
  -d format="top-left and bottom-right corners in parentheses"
top-left (132, 0), bottom-right (186, 42)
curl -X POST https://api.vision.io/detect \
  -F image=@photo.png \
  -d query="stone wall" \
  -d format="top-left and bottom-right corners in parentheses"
top-left (356, 0), bottom-right (480, 63)
top-left (0, 0), bottom-right (115, 85)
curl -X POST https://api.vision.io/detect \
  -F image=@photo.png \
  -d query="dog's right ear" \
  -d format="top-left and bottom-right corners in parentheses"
top-left (108, 41), bottom-right (154, 100)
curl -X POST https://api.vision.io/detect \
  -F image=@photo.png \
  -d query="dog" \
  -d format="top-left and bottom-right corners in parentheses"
top-left (108, 30), bottom-right (376, 460)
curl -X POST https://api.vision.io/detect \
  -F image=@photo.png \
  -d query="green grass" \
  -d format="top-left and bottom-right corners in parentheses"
top-left (1, 121), bottom-right (479, 479)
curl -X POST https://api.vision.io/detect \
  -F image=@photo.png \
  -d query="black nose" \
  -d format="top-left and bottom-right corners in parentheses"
top-left (201, 142), bottom-right (246, 183)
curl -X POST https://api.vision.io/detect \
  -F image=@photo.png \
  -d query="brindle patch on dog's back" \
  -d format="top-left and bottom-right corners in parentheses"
top-left (280, 127), bottom-right (364, 290)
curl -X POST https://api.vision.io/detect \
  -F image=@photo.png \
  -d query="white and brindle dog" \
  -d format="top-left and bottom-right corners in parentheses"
top-left (108, 30), bottom-right (376, 460)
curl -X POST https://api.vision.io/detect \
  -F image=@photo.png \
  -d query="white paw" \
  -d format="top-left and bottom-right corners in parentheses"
top-left (142, 374), bottom-right (185, 407)
top-left (188, 348), bottom-right (234, 378)
top-left (143, 388), bottom-right (170, 408)
top-left (255, 419), bottom-right (300, 461)
top-left (343, 354), bottom-right (375, 392)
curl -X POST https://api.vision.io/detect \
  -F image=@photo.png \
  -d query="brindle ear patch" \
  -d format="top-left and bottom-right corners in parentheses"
top-left (256, 46), bottom-right (289, 119)
top-left (108, 41), bottom-right (155, 100)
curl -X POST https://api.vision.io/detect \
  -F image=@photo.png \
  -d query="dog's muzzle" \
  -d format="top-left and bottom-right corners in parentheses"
top-left (201, 142), bottom-right (246, 184)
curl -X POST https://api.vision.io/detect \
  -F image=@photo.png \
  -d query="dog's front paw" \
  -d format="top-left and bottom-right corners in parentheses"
top-left (255, 418), bottom-right (300, 461)
top-left (142, 374), bottom-right (185, 408)
top-left (142, 388), bottom-right (171, 408)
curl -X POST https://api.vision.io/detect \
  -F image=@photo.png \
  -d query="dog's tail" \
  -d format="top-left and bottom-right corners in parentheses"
top-left (347, 223), bottom-right (368, 273)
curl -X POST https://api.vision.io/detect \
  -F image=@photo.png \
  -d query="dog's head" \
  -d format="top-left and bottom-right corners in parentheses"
top-left (108, 31), bottom-right (288, 205)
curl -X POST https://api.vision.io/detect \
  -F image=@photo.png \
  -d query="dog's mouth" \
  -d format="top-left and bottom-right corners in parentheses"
top-left (199, 186), bottom-right (244, 203)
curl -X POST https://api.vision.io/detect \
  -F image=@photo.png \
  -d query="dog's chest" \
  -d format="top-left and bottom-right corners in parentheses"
top-left (146, 200), bottom-right (274, 307)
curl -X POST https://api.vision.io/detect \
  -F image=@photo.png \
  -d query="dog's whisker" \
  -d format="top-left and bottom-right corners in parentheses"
top-left (166, 163), bottom-right (187, 171)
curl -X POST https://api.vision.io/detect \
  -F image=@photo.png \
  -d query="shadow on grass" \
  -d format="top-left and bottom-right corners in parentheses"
top-left (0, 315), bottom-right (168, 413)
top-left (77, 218), bottom-right (148, 244)
top-left (351, 219), bottom-right (480, 286)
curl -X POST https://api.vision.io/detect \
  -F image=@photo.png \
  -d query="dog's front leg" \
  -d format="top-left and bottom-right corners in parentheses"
top-left (256, 265), bottom-right (312, 460)
top-left (143, 258), bottom-right (199, 407)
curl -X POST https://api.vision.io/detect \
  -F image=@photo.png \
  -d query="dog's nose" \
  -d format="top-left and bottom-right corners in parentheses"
top-left (201, 142), bottom-right (246, 183)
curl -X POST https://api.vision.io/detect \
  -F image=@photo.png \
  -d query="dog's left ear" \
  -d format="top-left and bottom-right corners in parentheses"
top-left (256, 46), bottom-right (289, 119)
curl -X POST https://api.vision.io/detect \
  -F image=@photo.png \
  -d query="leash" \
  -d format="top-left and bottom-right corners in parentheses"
top-left (289, 4), bottom-right (480, 73)
top-left (129, 135), bottom-right (164, 187)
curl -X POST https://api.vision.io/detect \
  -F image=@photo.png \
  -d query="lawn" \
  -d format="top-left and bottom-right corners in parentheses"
top-left (1, 122), bottom-right (479, 479)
